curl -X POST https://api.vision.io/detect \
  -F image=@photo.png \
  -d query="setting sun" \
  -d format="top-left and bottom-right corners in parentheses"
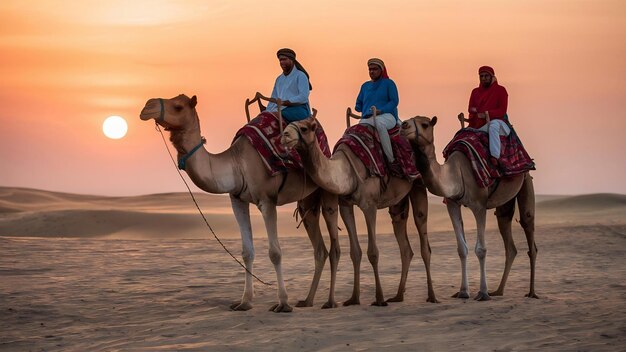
top-left (102, 116), bottom-right (128, 139)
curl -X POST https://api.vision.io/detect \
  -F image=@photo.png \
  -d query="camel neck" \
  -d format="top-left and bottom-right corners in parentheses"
top-left (299, 136), bottom-right (356, 196)
top-left (168, 127), bottom-right (241, 195)
top-left (420, 143), bottom-right (453, 198)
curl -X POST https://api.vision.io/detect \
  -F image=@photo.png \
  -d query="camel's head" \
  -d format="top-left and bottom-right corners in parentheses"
top-left (401, 115), bottom-right (437, 148)
top-left (281, 117), bottom-right (318, 151)
top-left (140, 94), bottom-right (198, 130)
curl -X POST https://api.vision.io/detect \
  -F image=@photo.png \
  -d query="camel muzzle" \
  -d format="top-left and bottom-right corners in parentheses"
top-left (140, 98), bottom-right (165, 122)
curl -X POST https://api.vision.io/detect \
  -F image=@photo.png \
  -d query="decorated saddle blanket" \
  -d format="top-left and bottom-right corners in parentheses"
top-left (234, 112), bottom-right (331, 175)
top-left (442, 128), bottom-right (536, 188)
top-left (333, 124), bottom-right (419, 180)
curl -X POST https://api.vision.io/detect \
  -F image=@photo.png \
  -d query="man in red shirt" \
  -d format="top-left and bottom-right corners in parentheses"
top-left (459, 66), bottom-right (511, 166)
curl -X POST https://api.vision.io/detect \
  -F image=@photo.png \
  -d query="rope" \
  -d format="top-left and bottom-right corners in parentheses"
top-left (154, 122), bottom-right (272, 286)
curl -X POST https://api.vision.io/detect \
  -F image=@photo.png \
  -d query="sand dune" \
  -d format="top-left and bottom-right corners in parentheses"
top-left (1, 187), bottom-right (625, 351)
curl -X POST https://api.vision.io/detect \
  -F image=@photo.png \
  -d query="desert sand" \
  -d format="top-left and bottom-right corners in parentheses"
top-left (1, 186), bottom-right (625, 351)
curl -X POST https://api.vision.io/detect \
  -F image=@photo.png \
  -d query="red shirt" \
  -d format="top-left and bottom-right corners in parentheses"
top-left (467, 82), bottom-right (508, 129)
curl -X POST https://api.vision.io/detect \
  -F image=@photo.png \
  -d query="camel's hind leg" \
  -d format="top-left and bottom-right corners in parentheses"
top-left (295, 189), bottom-right (327, 308)
top-left (410, 183), bottom-right (439, 303)
top-left (257, 200), bottom-right (292, 313)
top-left (230, 196), bottom-right (255, 311)
top-left (320, 190), bottom-right (340, 309)
top-left (340, 202), bottom-right (362, 306)
top-left (518, 173), bottom-right (539, 299)
top-left (386, 195), bottom-right (413, 303)
top-left (447, 200), bottom-right (470, 299)
top-left (490, 197), bottom-right (517, 296)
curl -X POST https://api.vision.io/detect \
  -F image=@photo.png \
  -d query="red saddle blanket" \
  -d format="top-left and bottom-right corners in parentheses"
top-left (234, 112), bottom-right (331, 175)
top-left (442, 128), bottom-right (536, 188)
top-left (334, 124), bottom-right (420, 180)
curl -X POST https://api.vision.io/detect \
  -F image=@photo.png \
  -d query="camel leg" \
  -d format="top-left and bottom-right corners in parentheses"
top-left (386, 195), bottom-right (413, 303)
top-left (320, 190), bottom-right (340, 309)
top-left (294, 190), bottom-right (327, 308)
top-left (518, 173), bottom-right (539, 299)
top-left (229, 196), bottom-right (255, 311)
top-left (471, 205), bottom-right (491, 301)
top-left (363, 205), bottom-right (387, 306)
top-left (410, 183), bottom-right (439, 303)
top-left (490, 198), bottom-right (517, 296)
top-left (257, 200), bottom-right (292, 313)
top-left (447, 200), bottom-right (470, 299)
top-left (340, 202), bottom-right (361, 306)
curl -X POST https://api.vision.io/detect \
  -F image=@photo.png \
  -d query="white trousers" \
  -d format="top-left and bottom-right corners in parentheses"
top-left (360, 113), bottom-right (399, 162)
top-left (478, 119), bottom-right (511, 158)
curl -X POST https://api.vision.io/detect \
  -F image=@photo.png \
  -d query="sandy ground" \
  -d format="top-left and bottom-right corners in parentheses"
top-left (1, 187), bottom-right (625, 351)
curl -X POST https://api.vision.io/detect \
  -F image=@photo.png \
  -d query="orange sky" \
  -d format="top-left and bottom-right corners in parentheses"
top-left (1, 0), bottom-right (625, 196)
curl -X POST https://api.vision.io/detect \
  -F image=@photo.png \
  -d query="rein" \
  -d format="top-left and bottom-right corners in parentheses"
top-left (153, 105), bottom-right (272, 286)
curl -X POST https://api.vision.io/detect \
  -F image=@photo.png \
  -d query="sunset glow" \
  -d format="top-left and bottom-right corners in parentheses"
top-left (0, 0), bottom-right (625, 196)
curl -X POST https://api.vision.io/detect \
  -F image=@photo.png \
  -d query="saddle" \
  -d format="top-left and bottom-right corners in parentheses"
top-left (334, 124), bottom-right (419, 181)
top-left (443, 125), bottom-right (535, 188)
top-left (234, 112), bottom-right (331, 175)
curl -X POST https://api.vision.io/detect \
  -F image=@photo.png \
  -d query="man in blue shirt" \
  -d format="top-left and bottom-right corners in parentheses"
top-left (355, 58), bottom-right (400, 162)
top-left (265, 48), bottom-right (312, 122)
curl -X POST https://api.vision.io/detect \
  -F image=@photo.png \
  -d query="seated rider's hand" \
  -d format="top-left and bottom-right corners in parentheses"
top-left (469, 107), bottom-right (478, 113)
top-left (477, 112), bottom-right (486, 119)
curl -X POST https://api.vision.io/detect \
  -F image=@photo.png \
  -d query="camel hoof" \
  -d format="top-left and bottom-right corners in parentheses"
top-left (525, 292), bottom-right (540, 299)
top-left (371, 301), bottom-right (388, 307)
top-left (230, 302), bottom-right (253, 311)
top-left (489, 290), bottom-right (504, 297)
top-left (474, 291), bottom-right (491, 301)
top-left (269, 303), bottom-right (293, 313)
top-left (386, 295), bottom-right (404, 303)
top-left (342, 297), bottom-right (360, 306)
top-left (426, 296), bottom-right (440, 303)
top-left (296, 300), bottom-right (313, 308)
top-left (321, 301), bottom-right (338, 309)
top-left (452, 291), bottom-right (470, 299)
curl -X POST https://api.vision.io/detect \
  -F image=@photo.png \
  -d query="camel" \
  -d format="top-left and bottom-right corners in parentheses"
top-left (281, 118), bottom-right (438, 306)
top-left (140, 94), bottom-right (341, 312)
top-left (401, 115), bottom-right (538, 300)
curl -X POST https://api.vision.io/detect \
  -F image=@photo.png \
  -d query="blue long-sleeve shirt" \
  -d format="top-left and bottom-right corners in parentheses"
top-left (266, 67), bottom-right (311, 114)
top-left (355, 78), bottom-right (399, 120)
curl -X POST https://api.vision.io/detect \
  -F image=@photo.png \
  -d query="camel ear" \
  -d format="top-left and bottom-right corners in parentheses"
top-left (430, 116), bottom-right (437, 126)
top-left (189, 95), bottom-right (197, 108)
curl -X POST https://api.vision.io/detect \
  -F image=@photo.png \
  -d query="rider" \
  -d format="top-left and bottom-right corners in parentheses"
top-left (460, 65), bottom-right (510, 166)
top-left (265, 48), bottom-right (312, 122)
top-left (355, 58), bottom-right (400, 163)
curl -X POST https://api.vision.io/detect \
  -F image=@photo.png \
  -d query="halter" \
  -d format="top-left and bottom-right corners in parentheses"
top-left (158, 98), bottom-right (165, 122)
top-left (178, 137), bottom-right (206, 170)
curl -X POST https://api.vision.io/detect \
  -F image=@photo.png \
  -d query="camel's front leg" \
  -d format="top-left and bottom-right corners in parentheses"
top-left (363, 205), bottom-right (387, 306)
top-left (447, 200), bottom-right (470, 299)
top-left (471, 206), bottom-right (491, 301)
top-left (387, 196), bottom-right (413, 303)
top-left (410, 183), bottom-right (439, 303)
top-left (258, 200), bottom-right (292, 313)
top-left (320, 191), bottom-right (340, 309)
top-left (491, 198), bottom-right (517, 296)
top-left (230, 196), bottom-right (255, 311)
top-left (340, 202), bottom-right (361, 306)
top-left (518, 173), bottom-right (539, 299)
top-left (295, 190), bottom-right (327, 308)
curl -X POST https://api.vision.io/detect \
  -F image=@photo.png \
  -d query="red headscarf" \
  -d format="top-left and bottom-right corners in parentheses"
top-left (368, 58), bottom-right (389, 79)
top-left (478, 66), bottom-right (495, 76)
